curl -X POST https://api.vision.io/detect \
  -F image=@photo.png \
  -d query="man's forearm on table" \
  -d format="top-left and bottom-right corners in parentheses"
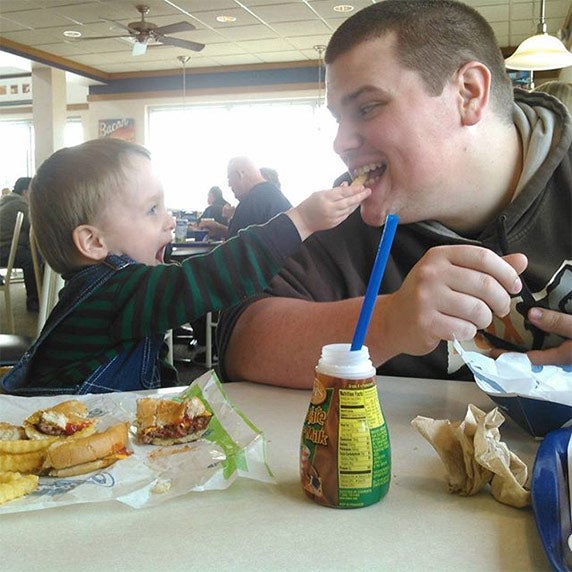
top-left (224, 296), bottom-right (398, 388)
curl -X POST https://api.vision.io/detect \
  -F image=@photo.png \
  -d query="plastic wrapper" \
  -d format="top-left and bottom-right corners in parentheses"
top-left (0, 371), bottom-right (274, 514)
top-left (454, 340), bottom-right (572, 438)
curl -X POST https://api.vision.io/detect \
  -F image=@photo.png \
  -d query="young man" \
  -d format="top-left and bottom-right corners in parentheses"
top-left (218, 0), bottom-right (572, 388)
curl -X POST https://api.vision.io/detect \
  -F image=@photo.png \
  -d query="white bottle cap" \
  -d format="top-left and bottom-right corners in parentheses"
top-left (316, 343), bottom-right (376, 379)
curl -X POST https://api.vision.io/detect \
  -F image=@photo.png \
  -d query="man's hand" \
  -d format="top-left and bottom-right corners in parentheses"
top-left (377, 245), bottom-right (528, 359)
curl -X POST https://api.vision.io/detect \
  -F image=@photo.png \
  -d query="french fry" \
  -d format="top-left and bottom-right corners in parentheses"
top-left (0, 437), bottom-right (58, 454)
top-left (0, 451), bottom-right (45, 474)
top-left (0, 472), bottom-right (39, 505)
top-left (351, 173), bottom-right (368, 187)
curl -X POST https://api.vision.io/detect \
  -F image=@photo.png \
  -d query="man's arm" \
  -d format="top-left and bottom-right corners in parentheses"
top-left (224, 296), bottom-right (385, 388)
top-left (224, 245), bottom-right (529, 388)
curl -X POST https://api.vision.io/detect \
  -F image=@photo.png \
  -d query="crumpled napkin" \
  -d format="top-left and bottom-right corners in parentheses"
top-left (411, 404), bottom-right (530, 508)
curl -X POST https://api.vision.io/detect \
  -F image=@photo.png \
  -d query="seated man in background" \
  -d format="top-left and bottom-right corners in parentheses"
top-left (195, 157), bottom-right (292, 363)
top-left (201, 157), bottom-right (292, 240)
top-left (0, 176), bottom-right (40, 312)
top-left (218, 0), bottom-right (571, 388)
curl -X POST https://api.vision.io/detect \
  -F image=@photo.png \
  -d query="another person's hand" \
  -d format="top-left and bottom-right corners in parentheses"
top-left (286, 184), bottom-right (371, 240)
top-left (222, 204), bottom-right (235, 221)
top-left (376, 245), bottom-right (527, 358)
top-left (510, 308), bottom-right (571, 365)
top-left (198, 219), bottom-right (218, 231)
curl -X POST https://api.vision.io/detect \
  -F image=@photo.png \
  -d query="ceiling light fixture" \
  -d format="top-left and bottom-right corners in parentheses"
top-left (314, 45), bottom-right (326, 107)
top-left (216, 15), bottom-right (237, 23)
top-left (505, 0), bottom-right (572, 74)
top-left (177, 55), bottom-right (191, 108)
top-left (63, 30), bottom-right (82, 38)
top-left (333, 5), bottom-right (354, 13)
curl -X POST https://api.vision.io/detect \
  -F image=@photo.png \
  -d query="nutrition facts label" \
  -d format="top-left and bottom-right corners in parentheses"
top-left (338, 386), bottom-right (384, 490)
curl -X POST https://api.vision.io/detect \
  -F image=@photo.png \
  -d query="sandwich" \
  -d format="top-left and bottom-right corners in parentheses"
top-left (24, 400), bottom-right (97, 440)
top-left (42, 422), bottom-right (130, 477)
top-left (135, 397), bottom-right (212, 445)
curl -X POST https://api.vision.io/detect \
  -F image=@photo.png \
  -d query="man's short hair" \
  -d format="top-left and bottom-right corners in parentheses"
top-left (13, 177), bottom-right (32, 196)
top-left (325, 0), bottom-right (514, 122)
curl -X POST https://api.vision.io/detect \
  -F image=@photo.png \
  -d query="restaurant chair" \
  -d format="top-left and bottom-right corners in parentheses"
top-left (37, 265), bottom-right (65, 336)
top-left (29, 227), bottom-right (43, 303)
top-left (205, 312), bottom-right (218, 369)
top-left (0, 211), bottom-right (25, 333)
top-left (0, 333), bottom-right (33, 367)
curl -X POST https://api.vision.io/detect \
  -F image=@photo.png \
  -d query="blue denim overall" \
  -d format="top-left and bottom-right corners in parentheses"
top-left (1, 254), bottom-right (167, 395)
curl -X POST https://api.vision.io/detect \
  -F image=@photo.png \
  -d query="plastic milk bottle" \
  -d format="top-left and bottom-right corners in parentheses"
top-left (300, 343), bottom-right (391, 508)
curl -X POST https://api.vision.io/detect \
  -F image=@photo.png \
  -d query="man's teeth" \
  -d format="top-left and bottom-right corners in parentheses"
top-left (352, 163), bottom-right (385, 184)
top-left (354, 163), bottom-right (384, 176)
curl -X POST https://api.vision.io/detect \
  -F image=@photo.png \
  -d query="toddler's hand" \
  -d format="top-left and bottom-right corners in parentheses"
top-left (287, 183), bottom-right (371, 240)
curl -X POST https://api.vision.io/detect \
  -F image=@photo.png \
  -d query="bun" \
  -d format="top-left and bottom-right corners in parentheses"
top-left (43, 422), bottom-right (129, 477)
top-left (136, 397), bottom-right (212, 445)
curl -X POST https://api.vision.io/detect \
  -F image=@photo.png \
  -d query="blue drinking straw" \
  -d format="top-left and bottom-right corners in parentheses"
top-left (350, 213), bottom-right (399, 351)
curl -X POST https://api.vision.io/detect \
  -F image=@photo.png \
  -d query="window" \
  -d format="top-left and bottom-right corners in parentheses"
top-left (148, 99), bottom-right (346, 212)
top-left (0, 119), bottom-right (84, 189)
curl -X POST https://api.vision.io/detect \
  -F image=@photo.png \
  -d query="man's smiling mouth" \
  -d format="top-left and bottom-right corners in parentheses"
top-left (352, 162), bottom-right (387, 187)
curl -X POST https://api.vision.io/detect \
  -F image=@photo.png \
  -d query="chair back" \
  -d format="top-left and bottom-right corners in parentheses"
top-left (4, 211), bottom-right (24, 283)
top-left (0, 211), bottom-right (25, 333)
top-left (29, 227), bottom-right (43, 302)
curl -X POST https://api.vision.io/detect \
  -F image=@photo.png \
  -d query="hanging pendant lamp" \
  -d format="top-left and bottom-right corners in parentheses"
top-left (505, 0), bottom-right (572, 71)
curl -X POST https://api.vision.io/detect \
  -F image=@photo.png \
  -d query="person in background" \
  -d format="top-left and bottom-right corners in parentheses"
top-left (196, 186), bottom-right (231, 241)
top-left (199, 186), bottom-right (231, 227)
top-left (0, 138), bottom-right (369, 395)
top-left (260, 167), bottom-right (282, 190)
top-left (533, 81), bottom-right (572, 114)
top-left (225, 156), bottom-right (292, 238)
top-left (0, 176), bottom-right (39, 312)
top-left (200, 158), bottom-right (291, 240)
top-left (1, 187), bottom-right (10, 197)
top-left (217, 0), bottom-right (571, 389)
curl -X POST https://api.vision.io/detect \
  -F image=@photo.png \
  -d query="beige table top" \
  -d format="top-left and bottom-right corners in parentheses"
top-left (1, 377), bottom-right (548, 571)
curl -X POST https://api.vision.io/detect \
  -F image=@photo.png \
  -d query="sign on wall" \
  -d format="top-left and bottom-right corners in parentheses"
top-left (98, 118), bottom-right (135, 141)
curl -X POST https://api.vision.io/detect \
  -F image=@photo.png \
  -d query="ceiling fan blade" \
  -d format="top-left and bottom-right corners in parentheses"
top-left (100, 17), bottom-right (132, 33)
top-left (156, 34), bottom-right (205, 52)
top-left (71, 34), bottom-right (130, 41)
top-left (132, 41), bottom-right (148, 56)
top-left (154, 21), bottom-right (196, 35)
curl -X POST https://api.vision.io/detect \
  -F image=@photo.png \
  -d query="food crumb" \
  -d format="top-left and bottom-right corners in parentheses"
top-left (151, 479), bottom-right (172, 494)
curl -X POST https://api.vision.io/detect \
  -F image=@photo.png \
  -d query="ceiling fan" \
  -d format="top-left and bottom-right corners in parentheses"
top-left (73, 4), bottom-right (205, 56)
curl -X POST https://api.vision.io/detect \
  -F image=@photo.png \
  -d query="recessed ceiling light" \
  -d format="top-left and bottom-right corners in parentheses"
top-left (63, 30), bottom-right (82, 38)
top-left (216, 15), bottom-right (237, 23)
top-left (333, 4), bottom-right (354, 12)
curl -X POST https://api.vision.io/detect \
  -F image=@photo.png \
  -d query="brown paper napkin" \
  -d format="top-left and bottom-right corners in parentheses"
top-left (411, 404), bottom-right (530, 508)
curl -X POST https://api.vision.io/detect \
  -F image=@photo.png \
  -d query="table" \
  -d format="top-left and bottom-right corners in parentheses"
top-left (167, 241), bottom-right (223, 368)
top-left (168, 240), bottom-right (223, 260)
top-left (1, 378), bottom-right (548, 571)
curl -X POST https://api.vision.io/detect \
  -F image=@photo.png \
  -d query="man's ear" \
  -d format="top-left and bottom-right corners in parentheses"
top-left (72, 224), bottom-right (109, 262)
top-left (455, 61), bottom-right (490, 126)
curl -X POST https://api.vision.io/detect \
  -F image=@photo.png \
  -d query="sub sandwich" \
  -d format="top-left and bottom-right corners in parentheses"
top-left (24, 400), bottom-right (97, 440)
top-left (42, 422), bottom-right (130, 477)
top-left (136, 397), bottom-right (212, 445)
